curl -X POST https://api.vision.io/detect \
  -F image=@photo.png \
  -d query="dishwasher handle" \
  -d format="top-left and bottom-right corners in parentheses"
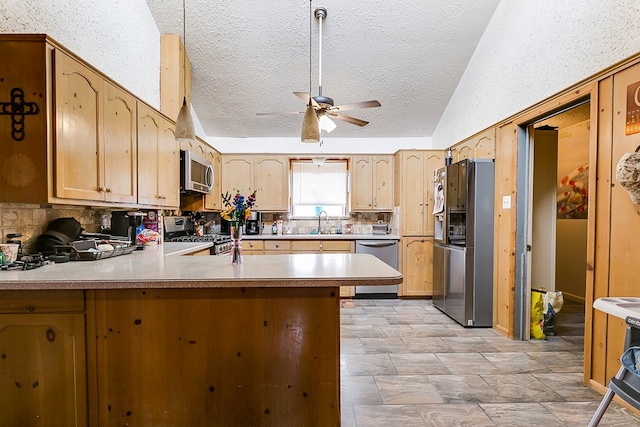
top-left (356, 241), bottom-right (398, 248)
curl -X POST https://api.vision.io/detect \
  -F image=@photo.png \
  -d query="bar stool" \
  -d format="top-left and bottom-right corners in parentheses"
top-left (589, 318), bottom-right (640, 426)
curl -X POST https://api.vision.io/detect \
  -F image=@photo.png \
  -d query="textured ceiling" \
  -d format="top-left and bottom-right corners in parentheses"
top-left (146, 0), bottom-right (500, 139)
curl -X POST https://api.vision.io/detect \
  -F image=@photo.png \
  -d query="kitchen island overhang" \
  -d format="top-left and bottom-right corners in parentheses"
top-left (0, 250), bottom-right (402, 426)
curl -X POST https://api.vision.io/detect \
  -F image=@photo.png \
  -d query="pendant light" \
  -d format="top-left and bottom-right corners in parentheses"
top-left (301, 0), bottom-right (320, 143)
top-left (175, 0), bottom-right (195, 142)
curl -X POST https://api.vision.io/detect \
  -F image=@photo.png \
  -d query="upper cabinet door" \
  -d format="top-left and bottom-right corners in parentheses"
top-left (204, 147), bottom-right (222, 210)
top-left (158, 117), bottom-right (179, 208)
top-left (54, 50), bottom-right (103, 201)
top-left (351, 156), bottom-right (374, 210)
top-left (400, 151), bottom-right (426, 236)
top-left (136, 104), bottom-right (161, 206)
top-left (373, 155), bottom-right (394, 211)
top-left (351, 155), bottom-right (393, 212)
top-left (253, 156), bottom-right (288, 211)
top-left (221, 156), bottom-right (253, 200)
top-left (424, 151), bottom-right (445, 235)
top-left (103, 81), bottom-right (137, 204)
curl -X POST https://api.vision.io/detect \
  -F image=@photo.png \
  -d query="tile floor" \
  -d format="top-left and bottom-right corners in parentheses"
top-left (340, 298), bottom-right (640, 426)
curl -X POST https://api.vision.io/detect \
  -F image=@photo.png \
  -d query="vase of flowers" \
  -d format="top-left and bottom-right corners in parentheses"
top-left (221, 189), bottom-right (257, 264)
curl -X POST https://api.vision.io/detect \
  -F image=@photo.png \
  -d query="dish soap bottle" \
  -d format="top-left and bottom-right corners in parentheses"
top-left (271, 221), bottom-right (277, 235)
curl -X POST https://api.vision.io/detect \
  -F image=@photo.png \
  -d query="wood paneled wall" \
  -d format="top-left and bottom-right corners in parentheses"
top-left (493, 123), bottom-right (518, 338)
top-left (458, 55), bottom-right (640, 394)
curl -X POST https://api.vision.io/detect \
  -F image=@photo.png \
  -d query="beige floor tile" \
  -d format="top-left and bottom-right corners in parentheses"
top-left (340, 299), bottom-right (640, 426)
top-left (375, 375), bottom-right (444, 404)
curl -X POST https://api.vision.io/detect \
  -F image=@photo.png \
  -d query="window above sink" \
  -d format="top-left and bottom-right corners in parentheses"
top-left (291, 159), bottom-right (348, 218)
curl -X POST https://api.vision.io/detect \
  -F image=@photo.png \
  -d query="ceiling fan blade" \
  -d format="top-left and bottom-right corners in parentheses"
top-left (332, 100), bottom-right (381, 112)
top-left (327, 112), bottom-right (369, 127)
top-left (256, 111), bottom-right (304, 116)
top-left (294, 92), bottom-right (320, 108)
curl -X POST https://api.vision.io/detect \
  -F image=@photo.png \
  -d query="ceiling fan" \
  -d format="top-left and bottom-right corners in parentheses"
top-left (256, 5), bottom-right (381, 141)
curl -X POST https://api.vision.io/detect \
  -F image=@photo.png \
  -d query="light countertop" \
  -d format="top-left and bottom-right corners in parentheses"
top-left (0, 243), bottom-right (402, 290)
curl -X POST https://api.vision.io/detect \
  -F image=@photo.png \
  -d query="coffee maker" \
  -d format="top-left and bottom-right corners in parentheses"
top-left (110, 211), bottom-right (145, 242)
top-left (246, 211), bottom-right (262, 235)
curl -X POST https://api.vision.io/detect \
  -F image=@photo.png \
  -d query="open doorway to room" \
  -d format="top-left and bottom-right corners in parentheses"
top-left (524, 101), bottom-right (591, 341)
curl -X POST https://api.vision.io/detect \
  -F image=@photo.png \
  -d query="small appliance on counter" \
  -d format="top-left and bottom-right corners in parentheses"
top-left (372, 223), bottom-right (390, 235)
top-left (246, 211), bottom-right (262, 235)
top-left (220, 217), bottom-right (231, 235)
top-left (110, 211), bottom-right (146, 244)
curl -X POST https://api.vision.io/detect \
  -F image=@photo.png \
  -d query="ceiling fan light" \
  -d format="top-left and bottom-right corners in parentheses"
top-left (319, 114), bottom-right (336, 133)
top-left (301, 103), bottom-right (320, 143)
top-left (175, 97), bottom-right (195, 141)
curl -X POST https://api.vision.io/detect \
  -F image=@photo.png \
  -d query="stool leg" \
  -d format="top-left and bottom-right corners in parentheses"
top-left (588, 365), bottom-right (627, 427)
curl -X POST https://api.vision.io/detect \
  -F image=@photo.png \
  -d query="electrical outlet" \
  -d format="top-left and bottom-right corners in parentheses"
top-left (502, 196), bottom-right (511, 209)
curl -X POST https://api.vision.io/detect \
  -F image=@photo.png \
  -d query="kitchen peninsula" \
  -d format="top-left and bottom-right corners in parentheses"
top-left (0, 246), bottom-right (402, 426)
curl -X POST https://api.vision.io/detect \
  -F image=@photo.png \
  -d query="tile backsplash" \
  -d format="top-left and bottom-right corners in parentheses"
top-left (0, 203), bottom-right (164, 254)
top-left (0, 203), bottom-right (105, 253)
top-left (194, 210), bottom-right (397, 235)
top-left (1, 202), bottom-right (399, 254)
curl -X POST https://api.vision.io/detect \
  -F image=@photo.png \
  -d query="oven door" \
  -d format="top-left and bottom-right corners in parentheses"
top-left (212, 242), bottom-right (233, 256)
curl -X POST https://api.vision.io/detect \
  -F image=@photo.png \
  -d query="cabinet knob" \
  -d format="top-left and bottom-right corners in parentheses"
top-left (105, 188), bottom-right (112, 193)
top-left (275, 244), bottom-right (280, 248)
top-left (320, 243), bottom-right (323, 249)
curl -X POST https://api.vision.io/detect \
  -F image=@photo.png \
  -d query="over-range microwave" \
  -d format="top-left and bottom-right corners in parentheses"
top-left (180, 150), bottom-right (214, 194)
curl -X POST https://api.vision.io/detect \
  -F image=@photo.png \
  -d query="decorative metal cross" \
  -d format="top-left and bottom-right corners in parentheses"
top-left (0, 87), bottom-right (40, 141)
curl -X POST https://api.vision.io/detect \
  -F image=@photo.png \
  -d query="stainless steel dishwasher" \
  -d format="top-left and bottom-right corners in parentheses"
top-left (354, 240), bottom-right (399, 298)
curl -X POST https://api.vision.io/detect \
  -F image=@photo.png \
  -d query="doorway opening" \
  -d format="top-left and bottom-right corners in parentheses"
top-left (516, 100), bottom-right (591, 341)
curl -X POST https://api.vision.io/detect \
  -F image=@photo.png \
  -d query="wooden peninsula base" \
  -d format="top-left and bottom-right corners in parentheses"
top-left (87, 287), bottom-right (340, 426)
top-left (0, 252), bottom-right (402, 426)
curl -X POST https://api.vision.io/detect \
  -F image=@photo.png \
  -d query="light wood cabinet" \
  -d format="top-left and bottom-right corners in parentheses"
top-left (264, 240), bottom-right (291, 254)
top-left (0, 35), bottom-right (184, 209)
top-left (54, 49), bottom-right (137, 204)
top-left (452, 127), bottom-right (495, 162)
top-left (222, 155), bottom-right (289, 212)
top-left (291, 240), bottom-right (353, 253)
top-left (291, 240), bottom-right (355, 296)
top-left (222, 156), bottom-right (253, 198)
top-left (395, 150), bottom-right (445, 236)
top-left (137, 103), bottom-right (180, 208)
top-left (351, 155), bottom-right (393, 211)
top-left (0, 290), bottom-right (87, 426)
top-left (400, 237), bottom-right (434, 297)
top-left (204, 147), bottom-right (222, 210)
top-left (243, 240), bottom-right (264, 255)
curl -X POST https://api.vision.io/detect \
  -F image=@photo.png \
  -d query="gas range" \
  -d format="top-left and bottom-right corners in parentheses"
top-left (1, 253), bottom-right (50, 271)
top-left (164, 216), bottom-right (233, 255)
top-left (166, 234), bottom-right (233, 255)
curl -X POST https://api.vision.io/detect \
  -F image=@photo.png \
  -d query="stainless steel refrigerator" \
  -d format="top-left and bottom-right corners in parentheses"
top-left (433, 158), bottom-right (495, 327)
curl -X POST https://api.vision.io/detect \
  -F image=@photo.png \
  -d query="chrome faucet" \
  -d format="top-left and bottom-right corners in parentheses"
top-left (318, 210), bottom-right (329, 234)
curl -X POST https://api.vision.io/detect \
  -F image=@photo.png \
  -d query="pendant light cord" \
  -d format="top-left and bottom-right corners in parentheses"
top-left (183, 0), bottom-right (187, 103)
top-left (308, 0), bottom-right (312, 98)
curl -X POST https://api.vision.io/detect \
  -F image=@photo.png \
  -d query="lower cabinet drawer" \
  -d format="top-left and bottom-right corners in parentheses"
top-left (244, 240), bottom-right (264, 250)
top-left (0, 290), bottom-right (85, 313)
top-left (264, 241), bottom-right (291, 252)
top-left (322, 241), bottom-right (353, 252)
